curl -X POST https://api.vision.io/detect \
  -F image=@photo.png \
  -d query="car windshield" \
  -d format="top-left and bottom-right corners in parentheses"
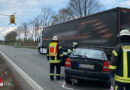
top-left (70, 48), bottom-right (107, 60)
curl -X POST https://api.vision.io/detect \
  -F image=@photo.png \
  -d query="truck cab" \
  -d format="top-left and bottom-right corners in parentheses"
top-left (38, 36), bottom-right (47, 54)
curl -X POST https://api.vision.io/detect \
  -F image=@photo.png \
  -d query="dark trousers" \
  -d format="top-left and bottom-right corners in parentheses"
top-left (50, 63), bottom-right (61, 80)
top-left (115, 81), bottom-right (130, 90)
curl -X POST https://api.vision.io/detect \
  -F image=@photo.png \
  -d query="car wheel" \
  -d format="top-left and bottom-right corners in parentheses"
top-left (65, 75), bottom-right (72, 84)
top-left (105, 82), bottom-right (111, 88)
top-left (38, 47), bottom-right (42, 54)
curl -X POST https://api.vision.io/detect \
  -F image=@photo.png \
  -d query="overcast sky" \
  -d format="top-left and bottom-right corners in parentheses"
top-left (0, 0), bottom-right (130, 40)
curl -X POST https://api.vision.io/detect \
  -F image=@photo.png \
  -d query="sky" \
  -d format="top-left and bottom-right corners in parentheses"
top-left (0, 0), bottom-right (130, 40)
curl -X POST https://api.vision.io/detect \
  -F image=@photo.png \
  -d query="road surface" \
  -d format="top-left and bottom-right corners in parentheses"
top-left (0, 45), bottom-right (110, 90)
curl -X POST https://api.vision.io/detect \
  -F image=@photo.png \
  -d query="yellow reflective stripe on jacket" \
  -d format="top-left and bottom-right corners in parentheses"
top-left (60, 54), bottom-right (63, 57)
top-left (109, 65), bottom-right (117, 70)
top-left (123, 50), bottom-right (128, 78)
top-left (56, 74), bottom-right (60, 76)
top-left (50, 73), bottom-right (54, 76)
top-left (122, 46), bottom-right (129, 78)
top-left (112, 50), bottom-right (118, 56)
top-left (59, 46), bottom-right (62, 49)
top-left (115, 85), bottom-right (118, 90)
top-left (115, 74), bottom-right (130, 83)
top-left (49, 56), bottom-right (61, 63)
top-left (49, 60), bottom-right (61, 63)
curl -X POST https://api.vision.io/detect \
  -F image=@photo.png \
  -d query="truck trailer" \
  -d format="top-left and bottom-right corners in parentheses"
top-left (38, 7), bottom-right (130, 58)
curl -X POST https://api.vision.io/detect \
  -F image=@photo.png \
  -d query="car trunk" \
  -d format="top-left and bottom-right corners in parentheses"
top-left (70, 57), bottom-right (105, 72)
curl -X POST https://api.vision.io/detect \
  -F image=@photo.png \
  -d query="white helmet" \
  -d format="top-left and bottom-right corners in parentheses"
top-left (52, 36), bottom-right (58, 41)
top-left (117, 29), bottom-right (130, 37)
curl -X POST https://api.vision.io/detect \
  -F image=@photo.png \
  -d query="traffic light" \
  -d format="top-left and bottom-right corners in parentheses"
top-left (10, 15), bottom-right (15, 24)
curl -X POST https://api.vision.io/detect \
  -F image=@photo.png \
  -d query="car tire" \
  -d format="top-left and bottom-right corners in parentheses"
top-left (105, 82), bottom-right (111, 88)
top-left (38, 47), bottom-right (42, 54)
top-left (65, 75), bottom-right (72, 84)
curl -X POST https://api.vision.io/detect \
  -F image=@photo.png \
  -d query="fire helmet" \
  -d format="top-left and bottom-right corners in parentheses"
top-left (117, 29), bottom-right (130, 37)
top-left (52, 36), bottom-right (58, 41)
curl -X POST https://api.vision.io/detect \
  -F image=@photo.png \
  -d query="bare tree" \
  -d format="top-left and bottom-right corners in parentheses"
top-left (22, 23), bottom-right (28, 41)
top-left (27, 8), bottom-right (55, 41)
top-left (33, 18), bottom-right (41, 42)
top-left (39, 8), bottom-right (55, 27)
top-left (52, 8), bottom-right (72, 25)
top-left (17, 26), bottom-right (23, 40)
top-left (17, 23), bottom-right (28, 41)
top-left (26, 8), bottom-right (55, 41)
top-left (68, 0), bottom-right (101, 19)
top-left (28, 21), bottom-right (36, 41)
top-left (17, 8), bottom-right (55, 42)
top-left (28, 18), bottom-right (41, 42)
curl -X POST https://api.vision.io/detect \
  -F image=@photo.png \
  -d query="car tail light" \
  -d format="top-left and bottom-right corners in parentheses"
top-left (65, 58), bottom-right (71, 67)
top-left (103, 61), bottom-right (110, 71)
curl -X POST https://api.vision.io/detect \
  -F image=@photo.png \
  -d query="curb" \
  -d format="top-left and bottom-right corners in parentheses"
top-left (0, 51), bottom-right (44, 90)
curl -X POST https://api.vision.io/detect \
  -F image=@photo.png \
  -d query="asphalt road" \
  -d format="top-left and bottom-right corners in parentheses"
top-left (0, 45), bottom-right (110, 90)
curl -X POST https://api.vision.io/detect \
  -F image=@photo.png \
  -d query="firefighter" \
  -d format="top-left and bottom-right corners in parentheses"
top-left (73, 42), bottom-right (78, 48)
top-left (73, 42), bottom-right (78, 50)
top-left (47, 36), bottom-right (63, 80)
top-left (110, 29), bottom-right (130, 90)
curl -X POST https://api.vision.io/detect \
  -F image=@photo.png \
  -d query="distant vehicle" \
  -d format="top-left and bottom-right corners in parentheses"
top-left (14, 42), bottom-right (21, 48)
top-left (38, 7), bottom-right (130, 58)
top-left (64, 48), bottom-right (110, 87)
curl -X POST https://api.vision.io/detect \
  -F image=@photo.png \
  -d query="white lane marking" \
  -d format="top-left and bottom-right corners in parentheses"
top-left (21, 48), bottom-right (38, 53)
top-left (58, 82), bottom-right (74, 90)
top-left (22, 51), bottom-right (36, 55)
top-left (18, 49), bottom-right (38, 55)
top-left (0, 51), bottom-right (44, 90)
top-left (23, 50), bottom-right (38, 54)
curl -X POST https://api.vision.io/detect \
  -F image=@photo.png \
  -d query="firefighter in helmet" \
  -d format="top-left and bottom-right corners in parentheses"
top-left (73, 42), bottom-right (78, 50)
top-left (110, 29), bottom-right (130, 90)
top-left (47, 36), bottom-right (63, 80)
top-left (66, 42), bottom-right (78, 56)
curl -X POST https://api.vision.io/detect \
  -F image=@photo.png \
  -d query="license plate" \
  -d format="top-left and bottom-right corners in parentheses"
top-left (79, 64), bottom-right (94, 69)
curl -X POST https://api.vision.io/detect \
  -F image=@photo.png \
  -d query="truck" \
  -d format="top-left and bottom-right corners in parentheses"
top-left (38, 7), bottom-right (130, 58)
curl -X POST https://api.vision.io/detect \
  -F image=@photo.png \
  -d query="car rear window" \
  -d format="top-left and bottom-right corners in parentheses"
top-left (70, 48), bottom-right (107, 60)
